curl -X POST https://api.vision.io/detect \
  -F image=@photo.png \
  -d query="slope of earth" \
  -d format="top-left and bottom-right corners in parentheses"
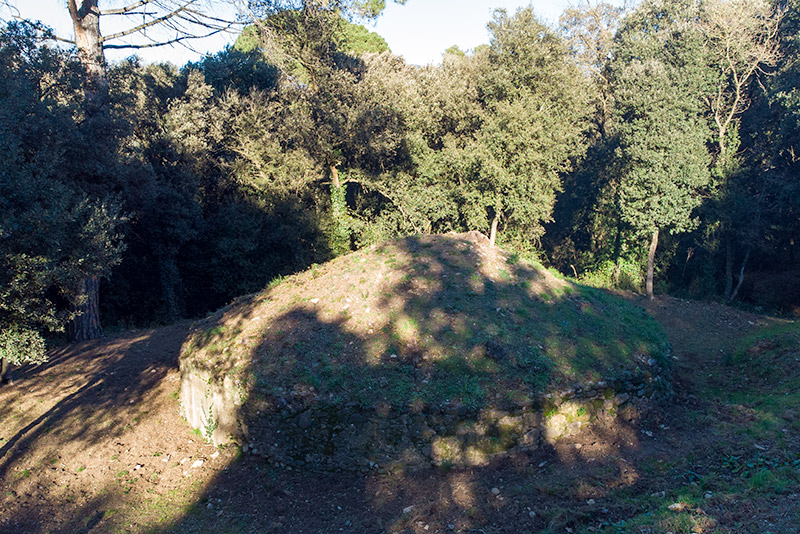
top-left (181, 231), bottom-right (669, 437)
top-left (169, 296), bottom-right (800, 534)
top-left (0, 322), bottom-right (240, 533)
top-left (604, 297), bottom-right (800, 534)
top-left (1, 278), bottom-right (797, 533)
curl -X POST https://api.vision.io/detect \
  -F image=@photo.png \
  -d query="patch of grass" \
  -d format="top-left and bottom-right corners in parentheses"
top-left (265, 274), bottom-right (286, 290)
top-left (183, 234), bottom-right (669, 413)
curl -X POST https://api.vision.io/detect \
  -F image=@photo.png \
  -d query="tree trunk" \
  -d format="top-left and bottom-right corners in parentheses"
top-left (330, 164), bottom-right (341, 189)
top-left (67, 1), bottom-right (108, 341)
top-left (159, 254), bottom-right (185, 322)
top-left (489, 214), bottom-right (499, 247)
top-left (0, 358), bottom-right (8, 384)
top-left (70, 276), bottom-right (102, 342)
top-left (68, 0), bottom-right (107, 107)
top-left (729, 246), bottom-right (751, 302)
top-left (681, 247), bottom-right (695, 283)
top-left (724, 239), bottom-right (733, 299)
top-left (329, 165), bottom-right (350, 254)
top-left (646, 228), bottom-right (659, 300)
top-left (612, 215), bottom-right (623, 284)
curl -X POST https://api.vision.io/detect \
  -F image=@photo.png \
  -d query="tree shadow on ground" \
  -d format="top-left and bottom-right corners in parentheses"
top-left (1, 271), bottom-right (793, 533)
top-left (0, 322), bottom-right (194, 533)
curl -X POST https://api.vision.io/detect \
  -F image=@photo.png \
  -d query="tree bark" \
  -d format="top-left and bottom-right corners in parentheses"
top-left (329, 165), bottom-right (350, 254)
top-left (159, 254), bottom-right (185, 322)
top-left (612, 215), bottom-right (623, 284)
top-left (68, 0), bottom-right (108, 108)
top-left (489, 214), bottom-right (499, 247)
top-left (646, 228), bottom-right (659, 300)
top-left (70, 276), bottom-right (102, 342)
top-left (724, 239), bottom-right (733, 299)
top-left (68, 1), bottom-right (108, 341)
top-left (729, 245), bottom-right (751, 302)
top-left (0, 358), bottom-right (8, 384)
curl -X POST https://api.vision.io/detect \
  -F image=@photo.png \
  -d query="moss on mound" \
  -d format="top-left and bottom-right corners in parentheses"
top-left (181, 232), bottom-right (669, 411)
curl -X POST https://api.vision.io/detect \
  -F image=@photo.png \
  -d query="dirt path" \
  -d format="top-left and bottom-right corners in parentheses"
top-left (0, 296), bottom-right (797, 533)
top-left (0, 322), bottom-right (239, 533)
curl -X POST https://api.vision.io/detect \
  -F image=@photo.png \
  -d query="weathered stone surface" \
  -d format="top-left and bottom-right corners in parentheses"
top-left (544, 413), bottom-right (568, 442)
top-left (179, 360), bottom-right (671, 471)
top-left (520, 428), bottom-right (540, 448)
top-left (179, 367), bottom-right (241, 446)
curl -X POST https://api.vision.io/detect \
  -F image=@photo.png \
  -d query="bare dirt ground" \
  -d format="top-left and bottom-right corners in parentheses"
top-left (1, 296), bottom-right (798, 534)
top-left (0, 322), bottom-right (237, 533)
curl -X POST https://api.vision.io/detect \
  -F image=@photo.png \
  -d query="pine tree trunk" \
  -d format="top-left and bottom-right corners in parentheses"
top-left (646, 228), bottom-right (659, 300)
top-left (0, 358), bottom-right (8, 384)
top-left (68, 0), bottom-right (107, 104)
top-left (70, 276), bottom-right (102, 342)
top-left (67, 1), bottom-right (107, 341)
top-left (489, 214), bottom-right (499, 247)
top-left (612, 216), bottom-right (623, 284)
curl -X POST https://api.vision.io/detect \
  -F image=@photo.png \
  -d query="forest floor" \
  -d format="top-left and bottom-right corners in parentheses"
top-left (0, 295), bottom-right (798, 534)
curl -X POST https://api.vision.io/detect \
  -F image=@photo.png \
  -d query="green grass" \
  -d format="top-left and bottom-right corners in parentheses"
top-left (13, 469), bottom-right (31, 480)
top-left (711, 321), bottom-right (800, 439)
top-left (573, 320), bottom-right (800, 534)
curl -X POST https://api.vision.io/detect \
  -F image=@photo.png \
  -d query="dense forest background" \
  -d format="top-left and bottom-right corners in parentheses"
top-left (1, 0), bottom-right (798, 369)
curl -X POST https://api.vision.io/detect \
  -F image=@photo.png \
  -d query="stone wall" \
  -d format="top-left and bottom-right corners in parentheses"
top-left (180, 357), bottom-right (670, 474)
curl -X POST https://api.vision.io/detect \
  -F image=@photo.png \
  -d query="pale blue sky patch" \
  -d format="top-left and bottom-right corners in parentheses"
top-left (4, 1), bottom-right (626, 67)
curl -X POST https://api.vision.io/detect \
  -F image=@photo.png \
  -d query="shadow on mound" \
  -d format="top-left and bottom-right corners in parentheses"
top-left (179, 232), bottom-right (670, 473)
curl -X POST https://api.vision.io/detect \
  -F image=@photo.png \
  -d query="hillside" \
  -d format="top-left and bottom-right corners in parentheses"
top-left (181, 232), bottom-right (669, 417)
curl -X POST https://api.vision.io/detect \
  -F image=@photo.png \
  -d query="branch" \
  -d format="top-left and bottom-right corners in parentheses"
top-left (100, 0), bottom-right (157, 16)
top-left (0, 0), bottom-right (20, 19)
top-left (180, 6), bottom-right (240, 27)
top-left (102, 26), bottom-right (225, 49)
top-left (100, 0), bottom-right (195, 43)
top-left (52, 34), bottom-right (76, 45)
top-left (66, 0), bottom-right (79, 23)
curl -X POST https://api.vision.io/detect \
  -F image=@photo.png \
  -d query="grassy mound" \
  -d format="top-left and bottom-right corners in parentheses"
top-left (182, 232), bottom-right (669, 411)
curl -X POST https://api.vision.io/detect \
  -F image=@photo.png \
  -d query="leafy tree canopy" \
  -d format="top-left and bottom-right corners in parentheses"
top-left (0, 21), bottom-right (123, 372)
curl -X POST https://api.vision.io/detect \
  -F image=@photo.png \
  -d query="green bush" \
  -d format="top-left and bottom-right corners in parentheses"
top-left (579, 258), bottom-right (643, 291)
top-left (0, 325), bottom-right (47, 367)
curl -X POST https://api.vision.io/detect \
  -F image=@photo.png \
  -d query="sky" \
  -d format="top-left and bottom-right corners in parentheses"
top-left (3, 1), bottom-right (625, 67)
